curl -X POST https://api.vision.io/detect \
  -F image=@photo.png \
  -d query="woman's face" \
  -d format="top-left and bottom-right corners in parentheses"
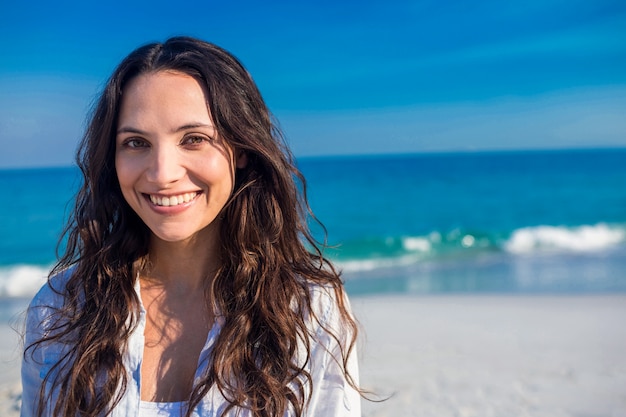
top-left (115, 70), bottom-right (246, 245)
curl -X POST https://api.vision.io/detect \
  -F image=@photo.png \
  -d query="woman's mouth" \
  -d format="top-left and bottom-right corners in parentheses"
top-left (146, 192), bottom-right (200, 207)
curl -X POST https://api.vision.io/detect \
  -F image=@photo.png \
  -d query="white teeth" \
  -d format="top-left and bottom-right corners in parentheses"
top-left (149, 192), bottom-right (197, 207)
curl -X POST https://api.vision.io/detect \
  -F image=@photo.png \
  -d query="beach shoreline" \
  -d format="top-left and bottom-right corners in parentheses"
top-left (2, 294), bottom-right (625, 416)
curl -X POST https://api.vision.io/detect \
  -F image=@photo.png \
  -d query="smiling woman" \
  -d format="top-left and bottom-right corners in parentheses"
top-left (21, 37), bottom-right (362, 417)
top-left (115, 71), bottom-right (246, 245)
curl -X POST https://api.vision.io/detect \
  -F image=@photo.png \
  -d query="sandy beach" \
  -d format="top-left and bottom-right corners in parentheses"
top-left (2, 295), bottom-right (625, 416)
top-left (354, 295), bottom-right (626, 417)
top-left (0, 303), bottom-right (23, 417)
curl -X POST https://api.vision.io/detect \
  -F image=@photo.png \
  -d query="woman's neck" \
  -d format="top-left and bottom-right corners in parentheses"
top-left (140, 229), bottom-right (220, 295)
top-left (137, 233), bottom-right (217, 403)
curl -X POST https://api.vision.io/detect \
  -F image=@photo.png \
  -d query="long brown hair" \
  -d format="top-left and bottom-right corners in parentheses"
top-left (25, 37), bottom-right (359, 416)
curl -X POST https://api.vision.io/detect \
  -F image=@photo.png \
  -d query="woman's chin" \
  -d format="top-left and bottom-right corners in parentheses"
top-left (148, 223), bottom-right (219, 246)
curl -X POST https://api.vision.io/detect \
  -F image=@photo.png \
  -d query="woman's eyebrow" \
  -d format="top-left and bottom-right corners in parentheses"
top-left (117, 126), bottom-right (146, 135)
top-left (173, 123), bottom-right (215, 133)
top-left (116, 123), bottom-right (215, 135)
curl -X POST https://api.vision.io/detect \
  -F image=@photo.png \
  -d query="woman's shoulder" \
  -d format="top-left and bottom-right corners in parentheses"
top-left (304, 280), bottom-right (353, 336)
top-left (27, 266), bottom-right (75, 316)
top-left (23, 266), bottom-right (77, 351)
top-left (307, 281), bottom-right (339, 312)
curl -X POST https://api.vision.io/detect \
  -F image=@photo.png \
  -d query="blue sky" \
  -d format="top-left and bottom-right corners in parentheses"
top-left (1, 0), bottom-right (625, 167)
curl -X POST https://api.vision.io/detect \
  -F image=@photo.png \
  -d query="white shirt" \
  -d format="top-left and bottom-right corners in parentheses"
top-left (21, 269), bottom-right (361, 416)
top-left (140, 400), bottom-right (186, 417)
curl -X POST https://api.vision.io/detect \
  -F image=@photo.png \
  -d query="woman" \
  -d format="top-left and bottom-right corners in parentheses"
top-left (22, 37), bottom-right (361, 417)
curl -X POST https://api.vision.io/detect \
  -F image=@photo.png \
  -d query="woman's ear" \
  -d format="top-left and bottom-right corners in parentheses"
top-left (236, 149), bottom-right (248, 169)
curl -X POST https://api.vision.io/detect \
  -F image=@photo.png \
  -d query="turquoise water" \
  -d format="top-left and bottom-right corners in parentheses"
top-left (1, 148), bottom-right (625, 299)
top-left (299, 149), bottom-right (626, 294)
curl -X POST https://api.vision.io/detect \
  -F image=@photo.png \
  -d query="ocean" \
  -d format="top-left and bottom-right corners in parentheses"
top-left (1, 148), bottom-right (625, 312)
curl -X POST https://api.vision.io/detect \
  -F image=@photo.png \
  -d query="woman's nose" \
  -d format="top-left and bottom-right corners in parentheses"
top-left (145, 145), bottom-right (184, 185)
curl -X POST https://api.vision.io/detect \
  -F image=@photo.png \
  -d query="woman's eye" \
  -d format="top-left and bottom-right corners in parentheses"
top-left (183, 135), bottom-right (209, 146)
top-left (123, 138), bottom-right (148, 148)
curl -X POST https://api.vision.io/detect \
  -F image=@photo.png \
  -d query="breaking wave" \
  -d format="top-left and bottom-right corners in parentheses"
top-left (336, 223), bottom-right (626, 273)
top-left (1, 224), bottom-right (625, 297)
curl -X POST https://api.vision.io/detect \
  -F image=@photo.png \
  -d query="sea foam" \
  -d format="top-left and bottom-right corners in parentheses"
top-left (402, 236), bottom-right (433, 252)
top-left (0, 265), bottom-right (50, 298)
top-left (338, 223), bottom-right (626, 274)
top-left (504, 223), bottom-right (626, 254)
